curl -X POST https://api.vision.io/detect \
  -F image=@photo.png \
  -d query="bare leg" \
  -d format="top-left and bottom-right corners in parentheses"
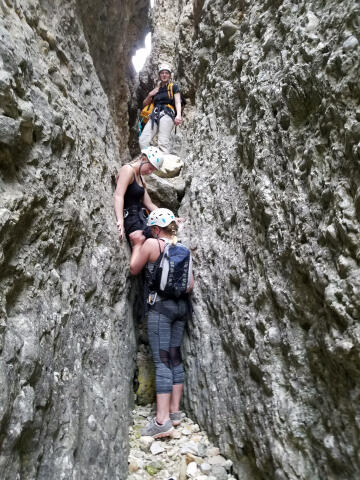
top-left (170, 383), bottom-right (183, 413)
top-left (156, 393), bottom-right (171, 424)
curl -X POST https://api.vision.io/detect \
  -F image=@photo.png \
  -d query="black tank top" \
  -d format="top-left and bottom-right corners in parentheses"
top-left (154, 83), bottom-right (179, 107)
top-left (124, 175), bottom-right (144, 208)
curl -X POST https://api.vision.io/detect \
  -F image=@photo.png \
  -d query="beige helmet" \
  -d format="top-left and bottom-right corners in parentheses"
top-left (141, 146), bottom-right (164, 170)
top-left (158, 62), bottom-right (172, 74)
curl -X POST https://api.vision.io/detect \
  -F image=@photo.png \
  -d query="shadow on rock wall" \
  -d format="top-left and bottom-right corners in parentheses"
top-left (0, 0), bottom-right (147, 478)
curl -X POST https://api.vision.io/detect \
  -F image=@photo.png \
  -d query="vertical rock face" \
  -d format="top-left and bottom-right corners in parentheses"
top-left (77, 0), bottom-right (149, 148)
top-left (0, 0), bottom-right (145, 478)
top-left (150, 0), bottom-right (360, 479)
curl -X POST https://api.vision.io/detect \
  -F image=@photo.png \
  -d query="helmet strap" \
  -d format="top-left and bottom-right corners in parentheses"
top-left (151, 227), bottom-right (160, 238)
top-left (138, 160), bottom-right (147, 187)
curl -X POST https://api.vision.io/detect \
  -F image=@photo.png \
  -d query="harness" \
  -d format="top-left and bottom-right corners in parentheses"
top-left (123, 204), bottom-right (148, 218)
top-left (150, 82), bottom-right (176, 128)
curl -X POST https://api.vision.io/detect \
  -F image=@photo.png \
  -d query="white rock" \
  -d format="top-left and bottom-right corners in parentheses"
top-left (129, 456), bottom-right (144, 469)
top-left (87, 414), bottom-right (97, 431)
top-left (224, 459), bottom-right (233, 471)
top-left (191, 424), bottom-right (200, 433)
top-left (167, 447), bottom-right (179, 459)
top-left (267, 326), bottom-right (281, 346)
top-left (180, 441), bottom-right (199, 455)
top-left (343, 35), bottom-right (359, 51)
top-left (182, 425), bottom-right (193, 436)
top-left (128, 459), bottom-right (139, 473)
top-left (207, 447), bottom-right (220, 457)
top-left (139, 436), bottom-right (154, 451)
top-left (200, 462), bottom-right (211, 474)
top-left (305, 11), bottom-right (319, 32)
top-left (335, 339), bottom-right (354, 352)
top-left (208, 455), bottom-right (227, 466)
top-left (186, 461), bottom-right (198, 477)
top-left (150, 441), bottom-right (165, 455)
top-left (210, 465), bottom-right (228, 480)
top-left (157, 153), bottom-right (184, 178)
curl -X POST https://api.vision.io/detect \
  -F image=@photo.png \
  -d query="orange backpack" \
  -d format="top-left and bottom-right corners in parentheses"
top-left (140, 102), bottom-right (154, 124)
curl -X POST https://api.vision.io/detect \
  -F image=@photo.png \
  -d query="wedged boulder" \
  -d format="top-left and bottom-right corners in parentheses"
top-left (146, 174), bottom-right (185, 212)
top-left (156, 153), bottom-right (184, 178)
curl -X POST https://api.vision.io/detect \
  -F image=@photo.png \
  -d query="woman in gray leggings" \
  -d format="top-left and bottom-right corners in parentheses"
top-left (130, 208), bottom-right (194, 439)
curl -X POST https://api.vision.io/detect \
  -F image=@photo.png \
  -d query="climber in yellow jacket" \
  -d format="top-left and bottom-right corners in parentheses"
top-left (139, 63), bottom-right (182, 154)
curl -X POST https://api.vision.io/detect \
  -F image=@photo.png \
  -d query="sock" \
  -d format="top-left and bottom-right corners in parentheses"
top-left (155, 419), bottom-right (163, 426)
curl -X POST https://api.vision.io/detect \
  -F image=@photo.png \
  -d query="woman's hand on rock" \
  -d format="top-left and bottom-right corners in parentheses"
top-left (174, 116), bottom-right (182, 126)
top-left (117, 221), bottom-right (124, 240)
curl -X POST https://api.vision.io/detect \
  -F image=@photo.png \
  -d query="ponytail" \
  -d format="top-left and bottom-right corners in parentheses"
top-left (163, 221), bottom-right (178, 245)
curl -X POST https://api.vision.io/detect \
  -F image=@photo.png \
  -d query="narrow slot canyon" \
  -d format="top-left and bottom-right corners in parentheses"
top-left (0, 1), bottom-right (360, 480)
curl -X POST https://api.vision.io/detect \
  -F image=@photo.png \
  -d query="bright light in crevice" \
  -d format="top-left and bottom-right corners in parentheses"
top-left (132, 32), bottom-right (152, 72)
top-left (150, 0), bottom-right (155, 7)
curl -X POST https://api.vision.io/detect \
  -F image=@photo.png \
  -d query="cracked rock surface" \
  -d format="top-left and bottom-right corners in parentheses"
top-left (0, 0), bottom-right (147, 478)
top-left (149, 0), bottom-right (360, 479)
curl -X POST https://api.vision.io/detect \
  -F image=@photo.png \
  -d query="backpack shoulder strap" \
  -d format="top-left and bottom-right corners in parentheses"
top-left (167, 82), bottom-right (174, 100)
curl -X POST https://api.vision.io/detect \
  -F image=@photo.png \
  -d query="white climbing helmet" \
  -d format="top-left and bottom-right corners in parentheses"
top-left (147, 208), bottom-right (176, 227)
top-left (141, 146), bottom-right (164, 170)
top-left (158, 62), bottom-right (172, 74)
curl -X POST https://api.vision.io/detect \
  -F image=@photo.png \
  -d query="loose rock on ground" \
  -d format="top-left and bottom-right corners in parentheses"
top-left (128, 405), bottom-right (236, 480)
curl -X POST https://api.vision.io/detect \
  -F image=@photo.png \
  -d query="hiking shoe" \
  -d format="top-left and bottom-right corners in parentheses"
top-left (140, 418), bottom-right (174, 439)
top-left (170, 411), bottom-right (184, 426)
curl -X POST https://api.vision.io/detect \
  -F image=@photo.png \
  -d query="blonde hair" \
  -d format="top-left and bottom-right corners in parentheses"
top-left (162, 221), bottom-right (178, 245)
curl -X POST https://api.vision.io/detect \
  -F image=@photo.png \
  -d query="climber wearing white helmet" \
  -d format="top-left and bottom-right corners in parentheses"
top-left (114, 146), bottom-right (164, 241)
top-left (130, 208), bottom-right (194, 439)
top-left (139, 62), bottom-right (183, 154)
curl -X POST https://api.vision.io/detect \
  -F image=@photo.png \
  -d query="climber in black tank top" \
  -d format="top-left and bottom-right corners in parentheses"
top-left (114, 147), bottom-right (164, 242)
top-left (129, 208), bottom-right (194, 438)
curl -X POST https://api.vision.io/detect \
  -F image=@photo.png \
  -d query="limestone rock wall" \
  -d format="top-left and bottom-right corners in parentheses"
top-left (150, 0), bottom-right (360, 479)
top-left (77, 0), bottom-right (149, 149)
top-left (0, 0), bottom-right (144, 478)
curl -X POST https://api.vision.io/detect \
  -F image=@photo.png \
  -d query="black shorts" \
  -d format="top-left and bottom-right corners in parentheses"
top-left (124, 206), bottom-right (147, 236)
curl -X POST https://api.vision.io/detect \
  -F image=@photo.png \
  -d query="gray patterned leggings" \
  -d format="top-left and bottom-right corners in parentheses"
top-left (147, 298), bottom-right (188, 394)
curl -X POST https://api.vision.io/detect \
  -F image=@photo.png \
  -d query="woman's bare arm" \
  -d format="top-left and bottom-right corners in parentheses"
top-left (174, 92), bottom-right (182, 126)
top-left (187, 274), bottom-right (194, 293)
top-left (130, 239), bottom-right (153, 275)
top-left (114, 165), bottom-right (134, 239)
top-left (143, 83), bottom-right (160, 106)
